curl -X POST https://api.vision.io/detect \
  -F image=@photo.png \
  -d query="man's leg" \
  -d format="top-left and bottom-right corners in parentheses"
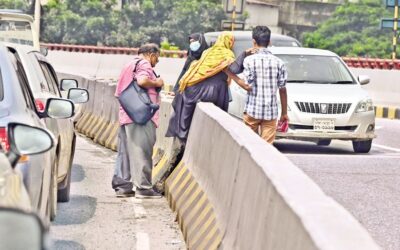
top-left (112, 126), bottom-right (134, 197)
top-left (243, 113), bottom-right (260, 135)
top-left (125, 122), bottom-right (161, 198)
top-left (260, 119), bottom-right (277, 144)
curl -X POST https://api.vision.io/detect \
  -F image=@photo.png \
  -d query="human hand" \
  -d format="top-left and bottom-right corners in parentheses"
top-left (280, 114), bottom-right (289, 122)
top-left (245, 48), bottom-right (258, 56)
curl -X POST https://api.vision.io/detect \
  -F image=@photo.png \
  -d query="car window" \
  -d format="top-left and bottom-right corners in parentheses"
top-left (0, 19), bottom-right (34, 46)
top-left (0, 69), bottom-right (4, 101)
top-left (39, 62), bottom-right (60, 97)
top-left (7, 50), bottom-right (36, 109)
top-left (277, 55), bottom-right (355, 84)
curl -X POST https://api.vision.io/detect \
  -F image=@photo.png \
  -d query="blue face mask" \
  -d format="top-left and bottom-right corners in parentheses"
top-left (190, 41), bottom-right (201, 52)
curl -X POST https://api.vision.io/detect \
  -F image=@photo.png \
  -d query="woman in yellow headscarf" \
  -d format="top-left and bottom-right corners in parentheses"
top-left (166, 31), bottom-right (253, 141)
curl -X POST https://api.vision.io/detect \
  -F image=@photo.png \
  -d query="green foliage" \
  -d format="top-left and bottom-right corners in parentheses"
top-left (40, 0), bottom-right (227, 48)
top-left (0, 0), bottom-right (29, 10)
top-left (303, 0), bottom-right (393, 58)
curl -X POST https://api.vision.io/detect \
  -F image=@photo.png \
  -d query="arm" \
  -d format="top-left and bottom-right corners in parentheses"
top-left (137, 76), bottom-right (163, 88)
top-left (278, 63), bottom-right (289, 122)
top-left (223, 68), bottom-right (251, 91)
top-left (228, 51), bottom-right (246, 74)
top-left (279, 87), bottom-right (289, 122)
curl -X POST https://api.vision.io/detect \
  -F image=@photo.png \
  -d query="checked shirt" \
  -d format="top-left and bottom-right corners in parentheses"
top-left (243, 48), bottom-right (287, 120)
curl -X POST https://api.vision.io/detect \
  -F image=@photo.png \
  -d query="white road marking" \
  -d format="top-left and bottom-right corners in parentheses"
top-left (372, 143), bottom-right (400, 153)
top-left (130, 198), bottom-right (147, 219)
top-left (136, 232), bottom-right (150, 250)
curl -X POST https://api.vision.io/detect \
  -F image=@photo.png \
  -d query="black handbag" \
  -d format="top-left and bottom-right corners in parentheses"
top-left (118, 59), bottom-right (160, 125)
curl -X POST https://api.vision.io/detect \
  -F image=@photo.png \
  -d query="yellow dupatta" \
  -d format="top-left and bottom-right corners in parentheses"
top-left (179, 32), bottom-right (235, 92)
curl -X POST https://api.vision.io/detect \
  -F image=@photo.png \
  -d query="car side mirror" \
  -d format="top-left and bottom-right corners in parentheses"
top-left (358, 75), bottom-right (370, 85)
top-left (44, 98), bottom-right (75, 119)
top-left (60, 79), bottom-right (78, 91)
top-left (0, 208), bottom-right (46, 250)
top-left (6, 123), bottom-right (54, 167)
top-left (39, 47), bottom-right (48, 56)
top-left (67, 88), bottom-right (89, 104)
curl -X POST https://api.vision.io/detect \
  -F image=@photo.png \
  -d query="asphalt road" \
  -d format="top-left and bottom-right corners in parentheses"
top-left (49, 136), bottom-right (185, 250)
top-left (275, 118), bottom-right (400, 250)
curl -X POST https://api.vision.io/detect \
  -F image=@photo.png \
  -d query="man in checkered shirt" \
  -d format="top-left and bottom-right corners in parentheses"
top-left (241, 26), bottom-right (289, 144)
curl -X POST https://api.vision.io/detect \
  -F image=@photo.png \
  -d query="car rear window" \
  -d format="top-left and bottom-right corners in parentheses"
top-left (0, 19), bottom-right (34, 46)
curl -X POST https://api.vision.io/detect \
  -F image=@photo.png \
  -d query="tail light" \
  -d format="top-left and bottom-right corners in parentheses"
top-left (0, 127), bottom-right (9, 152)
top-left (35, 99), bottom-right (45, 112)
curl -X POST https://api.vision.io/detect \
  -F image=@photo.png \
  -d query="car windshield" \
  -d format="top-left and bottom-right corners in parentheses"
top-left (0, 20), bottom-right (34, 46)
top-left (277, 55), bottom-right (355, 84)
top-left (233, 39), bottom-right (300, 55)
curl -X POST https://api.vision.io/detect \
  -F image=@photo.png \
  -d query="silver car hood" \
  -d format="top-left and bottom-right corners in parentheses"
top-left (286, 83), bottom-right (371, 103)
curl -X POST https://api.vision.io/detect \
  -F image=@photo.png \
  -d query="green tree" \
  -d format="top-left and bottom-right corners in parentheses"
top-left (40, 0), bottom-right (228, 48)
top-left (0, 0), bottom-right (29, 10)
top-left (303, 0), bottom-right (392, 58)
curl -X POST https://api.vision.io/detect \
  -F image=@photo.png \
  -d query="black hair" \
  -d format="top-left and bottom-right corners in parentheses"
top-left (138, 43), bottom-right (160, 55)
top-left (252, 26), bottom-right (271, 47)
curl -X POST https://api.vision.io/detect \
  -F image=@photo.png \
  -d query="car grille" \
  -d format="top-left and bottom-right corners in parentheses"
top-left (295, 102), bottom-right (351, 114)
top-left (289, 125), bottom-right (358, 131)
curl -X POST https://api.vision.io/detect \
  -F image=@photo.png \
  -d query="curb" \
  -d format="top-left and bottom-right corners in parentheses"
top-left (375, 106), bottom-right (400, 119)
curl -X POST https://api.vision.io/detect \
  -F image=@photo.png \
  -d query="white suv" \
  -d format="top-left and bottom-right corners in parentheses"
top-left (228, 47), bottom-right (376, 153)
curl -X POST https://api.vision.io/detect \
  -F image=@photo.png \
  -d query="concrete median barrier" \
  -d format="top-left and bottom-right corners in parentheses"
top-left (166, 102), bottom-right (380, 250)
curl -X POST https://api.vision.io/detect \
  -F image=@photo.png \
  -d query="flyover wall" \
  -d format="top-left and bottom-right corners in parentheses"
top-left (59, 69), bottom-right (381, 249)
top-left (48, 50), bottom-right (400, 110)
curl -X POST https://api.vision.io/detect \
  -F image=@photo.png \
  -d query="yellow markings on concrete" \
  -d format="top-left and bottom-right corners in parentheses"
top-left (82, 114), bottom-right (97, 135)
top-left (76, 113), bottom-right (91, 132)
top-left (388, 107), bottom-right (396, 119)
top-left (93, 119), bottom-right (109, 142)
top-left (105, 123), bottom-right (119, 149)
top-left (152, 154), bottom-right (167, 179)
top-left (165, 162), bottom-right (223, 250)
top-left (97, 122), bottom-right (113, 145)
top-left (90, 117), bottom-right (105, 138)
top-left (375, 106), bottom-right (384, 118)
top-left (187, 203), bottom-right (212, 240)
top-left (191, 215), bottom-right (216, 248)
top-left (152, 147), bottom-right (159, 158)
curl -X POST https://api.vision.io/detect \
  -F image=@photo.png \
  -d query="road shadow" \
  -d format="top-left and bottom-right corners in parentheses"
top-left (274, 141), bottom-right (355, 155)
top-left (51, 240), bottom-right (85, 250)
top-left (71, 164), bottom-right (85, 183)
top-left (53, 195), bottom-right (97, 226)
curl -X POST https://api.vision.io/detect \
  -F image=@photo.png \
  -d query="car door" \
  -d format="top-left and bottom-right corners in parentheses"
top-left (36, 58), bottom-right (74, 185)
top-left (6, 48), bottom-right (54, 219)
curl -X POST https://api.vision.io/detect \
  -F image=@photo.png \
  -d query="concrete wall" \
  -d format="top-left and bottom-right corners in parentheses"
top-left (245, 1), bottom-right (281, 33)
top-left (171, 102), bottom-right (380, 249)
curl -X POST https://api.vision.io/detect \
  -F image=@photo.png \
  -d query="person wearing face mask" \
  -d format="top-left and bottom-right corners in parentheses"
top-left (173, 33), bottom-right (209, 93)
top-left (166, 32), bottom-right (254, 143)
top-left (112, 43), bottom-right (164, 198)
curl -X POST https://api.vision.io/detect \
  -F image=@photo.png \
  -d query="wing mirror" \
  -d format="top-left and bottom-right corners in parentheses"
top-left (67, 88), bottom-right (89, 104)
top-left (0, 208), bottom-right (46, 250)
top-left (60, 79), bottom-right (78, 91)
top-left (39, 47), bottom-right (48, 57)
top-left (358, 75), bottom-right (370, 85)
top-left (6, 123), bottom-right (54, 167)
top-left (43, 98), bottom-right (75, 119)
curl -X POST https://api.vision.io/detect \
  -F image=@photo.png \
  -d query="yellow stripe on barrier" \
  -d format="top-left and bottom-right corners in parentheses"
top-left (376, 107), bottom-right (384, 118)
top-left (105, 123), bottom-right (119, 148)
top-left (389, 107), bottom-right (396, 119)
top-left (191, 216), bottom-right (216, 248)
top-left (168, 165), bottom-right (188, 192)
top-left (198, 224), bottom-right (219, 250)
top-left (187, 204), bottom-right (212, 242)
top-left (93, 120), bottom-right (109, 142)
top-left (152, 154), bottom-right (167, 179)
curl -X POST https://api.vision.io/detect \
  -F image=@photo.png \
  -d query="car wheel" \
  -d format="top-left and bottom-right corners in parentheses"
top-left (352, 140), bottom-right (372, 153)
top-left (50, 155), bottom-right (58, 221)
top-left (317, 139), bottom-right (331, 146)
top-left (57, 135), bottom-right (75, 202)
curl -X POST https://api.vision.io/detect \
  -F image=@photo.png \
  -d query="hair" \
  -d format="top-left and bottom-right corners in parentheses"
top-left (252, 26), bottom-right (271, 47)
top-left (138, 43), bottom-right (160, 55)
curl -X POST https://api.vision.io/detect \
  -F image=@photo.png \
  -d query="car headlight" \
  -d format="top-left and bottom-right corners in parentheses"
top-left (356, 99), bottom-right (374, 113)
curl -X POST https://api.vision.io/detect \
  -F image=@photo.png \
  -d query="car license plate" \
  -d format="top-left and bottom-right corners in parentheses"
top-left (313, 119), bottom-right (335, 131)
